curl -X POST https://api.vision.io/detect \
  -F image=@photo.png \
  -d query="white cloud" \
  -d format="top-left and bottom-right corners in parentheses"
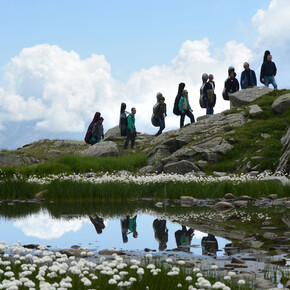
top-left (252, 0), bottom-right (290, 47)
top-left (14, 210), bottom-right (85, 239)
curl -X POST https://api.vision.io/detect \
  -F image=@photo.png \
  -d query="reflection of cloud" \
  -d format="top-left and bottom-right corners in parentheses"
top-left (193, 230), bottom-right (208, 239)
top-left (14, 211), bottom-right (84, 239)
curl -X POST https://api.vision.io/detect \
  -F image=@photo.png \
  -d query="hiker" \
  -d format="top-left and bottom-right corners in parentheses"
top-left (240, 62), bottom-right (257, 89)
top-left (90, 117), bottom-right (104, 145)
top-left (152, 93), bottom-right (167, 136)
top-left (153, 219), bottom-right (168, 251)
top-left (260, 50), bottom-right (271, 84)
top-left (84, 112), bottom-right (101, 144)
top-left (121, 215), bottom-right (138, 243)
top-left (225, 70), bottom-right (239, 95)
top-left (175, 225), bottom-right (194, 252)
top-left (260, 54), bottom-right (277, 89)
top-left (123, 107), bottom-right (136, 151)
top-left (178, 89), bottom-right (195, 128)
top-left (203, 74), bottom-right (216, 115)
top-left (89, 216), bottom-right (105, 234)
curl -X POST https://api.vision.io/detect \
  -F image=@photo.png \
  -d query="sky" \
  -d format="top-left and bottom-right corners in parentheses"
top-left (1, 0), bottom-right (290, 149)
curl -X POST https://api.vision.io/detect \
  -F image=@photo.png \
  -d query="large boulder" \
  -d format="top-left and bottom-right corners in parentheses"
top-left (163, 160), bottom-right (200, 174)
top-left (229, 86), bottom-right (272, 107)
top-left (271, 93), bottom-right (290, 114)
top-left (104, 125), bottom-right (123, 141)
top-left (80, 141), bottom-right (119, 157)
top-left (0, 153), bottom-right (38, 166)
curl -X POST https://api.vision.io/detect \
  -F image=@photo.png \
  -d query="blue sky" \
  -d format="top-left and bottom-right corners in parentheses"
top-left (0, 0), bottom-right (289, 149)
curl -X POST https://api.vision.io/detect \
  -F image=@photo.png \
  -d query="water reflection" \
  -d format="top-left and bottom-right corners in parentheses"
top-left (89, 216), bottom-right (105, 234)
top-left (175, 225), bottom-right (195, 252)
top-left (121, 215), bottom-right (138, 243)
top-left (201, 234), bottom-right (218, 256)
top-left (153, 219), bottom-right (168, 251)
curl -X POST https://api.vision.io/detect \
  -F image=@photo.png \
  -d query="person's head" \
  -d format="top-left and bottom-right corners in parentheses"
top-left (133, 231), bottom-right (138, 238)
top-left (159, 243), bottom-right (167, 251)
top-left (243, 62), bottom-right (250, 71)
top-left (230, 71), bottom-right (236, 78)
top-left (183, 89), bottom-right (188, 96)
top-left (160, 96), bottom-right (165, 104)
top-left (208, 74), bottom-right (214, 82)
top-left (131, 107), bottom-right (136, 115)
top-left (98, 117), bottom-right (104, 123)
top-left (96, 228), bottom-right (103, 234)
top-left (267, 54), bottom-right (272, 62)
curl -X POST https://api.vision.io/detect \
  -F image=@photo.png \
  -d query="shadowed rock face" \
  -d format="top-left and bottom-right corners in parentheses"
top-left (229, 86), bottom-right (272, 107)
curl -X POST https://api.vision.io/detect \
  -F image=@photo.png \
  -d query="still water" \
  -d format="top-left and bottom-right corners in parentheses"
top-left (0, 206), bottom-right (230, 256)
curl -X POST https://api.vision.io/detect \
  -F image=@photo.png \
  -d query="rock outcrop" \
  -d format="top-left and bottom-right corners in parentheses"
top-left (80, 141), bottom-right (119, 157)
top-left (271, 93), bottom-right (290, 114)
top-left (276, 127), bottom-right (290, 174)
top-left (229, 86), bottom-right (272, 107)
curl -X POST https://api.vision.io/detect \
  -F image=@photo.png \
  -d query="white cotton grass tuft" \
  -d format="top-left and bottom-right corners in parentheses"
top-left (238, 279), bottom-right (246, 285)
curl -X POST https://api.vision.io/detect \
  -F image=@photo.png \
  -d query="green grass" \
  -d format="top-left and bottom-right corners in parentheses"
top-left (0, 152), bottom-right (147, 178)
top-left (204, 89), bottom-right (290, 174)
top-left (1, 178), bottom-right (288, 201)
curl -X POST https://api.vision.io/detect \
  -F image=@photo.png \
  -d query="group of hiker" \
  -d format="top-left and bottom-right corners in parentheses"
top-left (84, 50), bottom-right (278, 147)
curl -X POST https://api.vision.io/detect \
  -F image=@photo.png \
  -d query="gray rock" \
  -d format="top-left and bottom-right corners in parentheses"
top-left (231, 257), bottom-right (245, 264)
top-left (196, 160), bottom-right (208, 169)
top-left (138, 165), bottom-right (155, 174)
top-left (60, 249), bottom-right (86, 257)
top-left (163, 160), bottom-right (200, 174)
top-left (152, 161), bottom-right (164, 173)
top-left (255, 279), bottom-right (275, 289)
top-left (271, 93), bottom-right (290, 114)
top-left (180, 196), bottom-right (197, 204)
top-left (261, 133), bottom-right (270, 139)
top-left (272, 198), bottom-right (286, 206)
top-left (0, 152), bottom-right (27, 166)
top-left (276, 127), bottom-right (290, 174)
top-left (224, 193), bottom-right (235, 199)
top-left (267, 194), bottom-right (278, 200)
top-left (248, 104), bottom-right (263, 116)
top-left (229, 86), bottom-right (272, 107)
top-left (213, 171), bottom-right (227, 176)
top-left (80, 141), bottom-right (119, 157)
top-left (116, 170), bottom-right (132, 176)
top-left (263, 232), bottom-right (278, 240)
top-left (155, 202), bottom-right (163, 207)
top-left (104, 125), bottom-right (122, 141)
top-left (212, 201), bottom-right (235, 212)
top-left (147, 145), bottom-right (171, 165)
top-left (285, 201), bottom-right (290, 208)
top-left (248, 171), bottom-right (259, 176)
top-left (235, 195), bottom-right (254, 201)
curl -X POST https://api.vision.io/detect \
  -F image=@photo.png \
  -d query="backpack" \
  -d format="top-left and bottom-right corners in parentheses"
top-left (84, 112), bottom-right (101, 144)
top-left (173, 83), bottom-right (185, 116)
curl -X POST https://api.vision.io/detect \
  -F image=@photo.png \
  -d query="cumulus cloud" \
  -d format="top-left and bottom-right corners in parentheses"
top-left (252, 0), bottom-right (290, 47)
top-left (14, 210), bottom-right (85, 239)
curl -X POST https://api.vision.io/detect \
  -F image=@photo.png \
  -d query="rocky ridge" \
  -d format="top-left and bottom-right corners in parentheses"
top-left (0, 87), bottom-right (289, 174)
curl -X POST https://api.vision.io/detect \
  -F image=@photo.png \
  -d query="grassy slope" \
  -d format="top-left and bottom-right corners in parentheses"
top-left (203, 89), bottom-right (290, 173)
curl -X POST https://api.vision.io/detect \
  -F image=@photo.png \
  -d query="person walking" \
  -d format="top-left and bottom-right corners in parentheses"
top-left (203, 74), bottom-right (216, 115)
top-left (90, 117), bottom-right (104, 145)
top-left (153, 93), bottom-right (167, 136)
top-left (178, 89), bottom-right (195, 128)
top-left (123, 107), bottom-right (136, 151)
top-left (240, 62), bottom-right (257, 89)
top-left (260, 54), bottom-right (277, 89)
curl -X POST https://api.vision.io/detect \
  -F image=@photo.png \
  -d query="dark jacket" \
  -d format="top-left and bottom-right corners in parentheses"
top-left (92, 122), bottom-right (104, 140)
top-left (260, 61), bottom-right (277, 79)
top-left (154, 103), bottom-right (167, 118)
top-left (225, 77), bottom-right (239, 93)
top-left (203, 81), bottom-right (215, 98)
top-left (240, 69), bottom-right (257, 89)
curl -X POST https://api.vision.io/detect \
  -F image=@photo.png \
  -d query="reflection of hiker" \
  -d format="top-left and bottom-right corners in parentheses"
top-left (152, 93), bottom-right (167, 136)
top-left (121, 215), bottom-right (138, 243)
top-left (203, 74), bottom-right (216, 115)
top-left (175, 225), bottom-right (194, 251)
top-left (84, 112), bottom-right (101, 144)
top-left (153, 219), bottom-right (168, 251)
top-left (91, 117), bottom-right (104, 145)
top-left (201, 234), bottom-right (218, 256)
top-left (89, 216), bottom-right (105, 234)
top-left (178, 89), bottom-right (195, 128)
top-left (123, 108), bottom-right (137, 151)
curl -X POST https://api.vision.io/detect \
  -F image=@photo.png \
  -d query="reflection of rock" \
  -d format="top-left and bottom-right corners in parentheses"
top-left (255, 279), bottom-right (275, 289)
top-left (212, 201), bottom-right (234, 212)
top-left (262, 232), bottom-right (278, 240)
top-left (80, 141), bottom-right (119, 157)
top-left (224, 193), bottom-right (235, 199)
top-left (60, 249), bottom-right (87, 257)
top-left (99, 249), bottom-right (126, 255)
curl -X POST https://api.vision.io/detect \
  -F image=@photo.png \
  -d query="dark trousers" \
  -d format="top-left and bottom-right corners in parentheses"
top-left (203, 97), bottom-right (214, 115)
top-left (123, 130), bottom-right (135, 149)
top-left (180, 110), bottom-right (195, 128)
top-left (156, 116), bottom-right (165, 135)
